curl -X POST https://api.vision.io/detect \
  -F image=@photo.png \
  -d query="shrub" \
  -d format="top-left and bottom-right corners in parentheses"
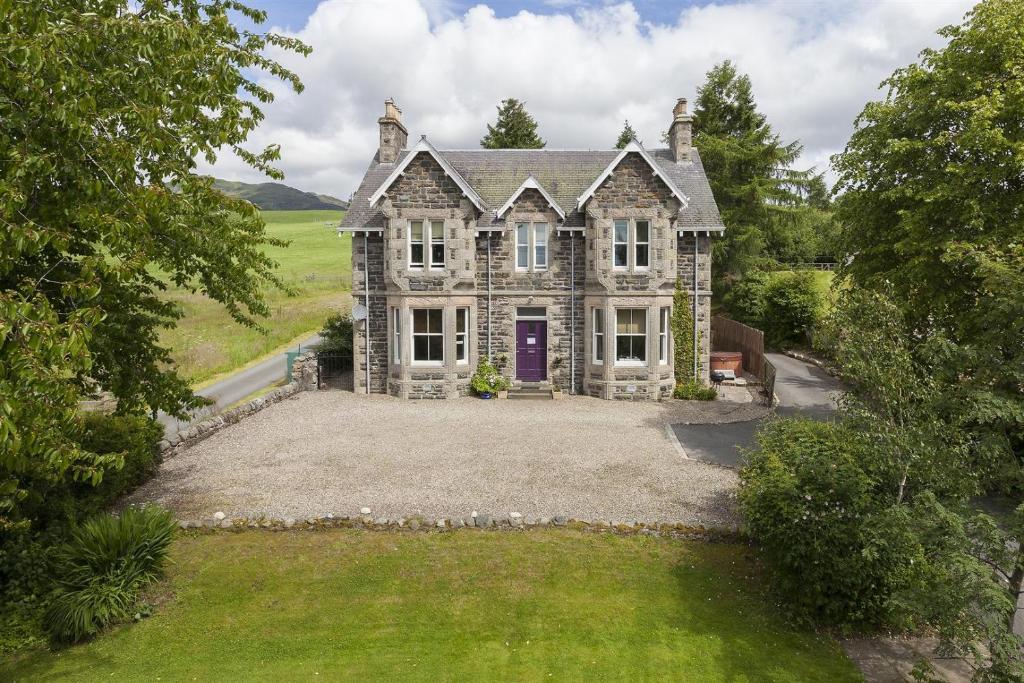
top-left (673, 381), bottom-right (717, 401)
top-left (0, 530), bottom-right (58, 653)
top-left (319, 313), bottom-right (354, 358)
top-left (18, 413), bottom-right (163, 528)
top-left (728, 270), bottom-right (822, 348)
top-left (739, 419), bottom-right (917, 628)
top-left (470, 356), bottom-right (508, 395)
top-left (44, 505), bottom-right (177, 643)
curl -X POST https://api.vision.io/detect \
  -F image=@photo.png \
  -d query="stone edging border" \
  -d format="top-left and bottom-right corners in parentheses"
top-left (781, 349), bottom-right (841, 377)
top-left (177, 510), bottom-right (746, 541)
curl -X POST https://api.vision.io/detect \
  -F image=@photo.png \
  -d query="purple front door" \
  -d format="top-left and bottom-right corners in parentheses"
top-left (515, 320), bottom-right (547, 381)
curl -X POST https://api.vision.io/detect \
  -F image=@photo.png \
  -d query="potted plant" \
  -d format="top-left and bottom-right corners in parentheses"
top-left (470, 356), bottom-right (505, 399)
top-left (494, 374), bottom-right (511, 399)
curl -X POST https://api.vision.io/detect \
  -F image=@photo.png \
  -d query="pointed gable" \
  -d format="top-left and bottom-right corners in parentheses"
top-left (497, 175), bottom-right (566, 220)
top-left (575, 140), bottom-right (689, 211)
top-left (368, 137), bottom-right (487, 213)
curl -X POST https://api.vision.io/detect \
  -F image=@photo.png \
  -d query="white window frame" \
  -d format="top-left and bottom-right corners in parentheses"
top-left (612, 219), bottom-right (629, 270)
top-left (612, 218), bottom-right (652, 271)
top-left (615, 308), bottom-right (647, 367)
top-left (515, 221), bottom-right (548, 272)
top-left (593, 308), bottom-right (604, 365)
top-left (635, 220), bottom-right (650, 271)
top-left (429, 220), bottom-right (445, 270)
top-left (455, 307), bottom-right (469, 365)
top-left (393, 307), bottom-right (401, 365)
top-left (410, 308), bottom-right (444, 366)
top-left (409, 220), bottom-right (425, 269)
top-left (659, 307), bottom-right (669, 364)
top-left (408, 219), bottom-right (445, 270)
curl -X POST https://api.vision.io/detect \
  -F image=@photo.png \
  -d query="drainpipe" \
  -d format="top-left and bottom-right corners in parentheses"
top-left (364, 231), bottom-right (371, 394)
top-left (486, 231), bottom-right (492, 358)
top-left (570, 230), bottom-right (576, 395)
top-left (692, 232), bottom-right (699, 382)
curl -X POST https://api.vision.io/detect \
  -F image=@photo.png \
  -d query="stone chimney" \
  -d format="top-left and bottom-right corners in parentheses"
top-left (668, 98), bottom-right (693, 163)
top-left (378, 98), bottom-right (408, 164)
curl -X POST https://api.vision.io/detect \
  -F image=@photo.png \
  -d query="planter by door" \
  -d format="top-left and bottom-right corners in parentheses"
top-left (515, 320), bottom-right (547, 381)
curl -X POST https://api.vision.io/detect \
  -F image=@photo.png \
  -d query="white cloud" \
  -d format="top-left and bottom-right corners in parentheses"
top-left (200, 0), bottom-right (974, 198)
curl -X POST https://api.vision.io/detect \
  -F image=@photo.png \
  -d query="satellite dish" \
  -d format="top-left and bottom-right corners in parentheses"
top-left (352, 304), bottom-right (368, 322)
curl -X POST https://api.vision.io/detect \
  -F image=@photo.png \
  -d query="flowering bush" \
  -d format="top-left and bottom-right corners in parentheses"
top-left (470, 356), bottom-right (509, 395)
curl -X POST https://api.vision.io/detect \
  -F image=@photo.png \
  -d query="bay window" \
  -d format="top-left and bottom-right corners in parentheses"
top-left (393, 307), bottom-right (401, 364)
top-left (659, 307), bottom-right (669, 364)
top-left (615, 308), bottom-right (647, 365)
top-left (455, 308), bottom-right (469, 364)
top-left (593, 308), bottom-right (604, 364)
top-left (412, 309), bottom-right (443, 364)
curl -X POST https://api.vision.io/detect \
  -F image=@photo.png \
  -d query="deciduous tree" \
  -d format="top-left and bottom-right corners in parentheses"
top-left (0, 0), bottom-right (309, 525)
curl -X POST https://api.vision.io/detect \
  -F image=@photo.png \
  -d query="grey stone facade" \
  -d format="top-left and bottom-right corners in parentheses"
top-left (344, 99), bottom-right (722, 400)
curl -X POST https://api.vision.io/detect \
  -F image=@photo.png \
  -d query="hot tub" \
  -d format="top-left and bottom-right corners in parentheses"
top-left (710, 351), bottom-right (743, 374)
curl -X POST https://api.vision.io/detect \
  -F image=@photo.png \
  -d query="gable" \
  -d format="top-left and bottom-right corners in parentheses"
top-left (509, 187), bottom-right (554, 214)
top-left (590, 153), bottom-right (678, 209)
top-left (387, 153), bottom-right (467, 211)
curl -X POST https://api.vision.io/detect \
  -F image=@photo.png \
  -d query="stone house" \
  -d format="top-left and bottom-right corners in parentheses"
top-left (338, 99), bottom-right (724, 399)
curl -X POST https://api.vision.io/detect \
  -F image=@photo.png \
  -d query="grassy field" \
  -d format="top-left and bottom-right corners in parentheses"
top-left (3, 530), bottom-right (860, 681)
top-left (161, 210), bottom-right (351, 384)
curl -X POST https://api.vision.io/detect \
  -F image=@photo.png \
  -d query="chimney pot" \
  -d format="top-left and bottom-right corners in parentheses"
top-left (669, 96), bottom-right (693, 163)
top-left (378, 98), bottom-right (408, 164)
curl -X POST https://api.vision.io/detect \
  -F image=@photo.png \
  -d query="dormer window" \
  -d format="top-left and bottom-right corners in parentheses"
top-left (515, 222), bottom-right (548, 272)
top-left (409, 219), bottom-right (445, 270)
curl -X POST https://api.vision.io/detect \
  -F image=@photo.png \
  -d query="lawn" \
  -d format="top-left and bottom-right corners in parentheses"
top-left (3, 530), bottom-right (861, 681)
top-left (160, 210), bottom-right (352, 384)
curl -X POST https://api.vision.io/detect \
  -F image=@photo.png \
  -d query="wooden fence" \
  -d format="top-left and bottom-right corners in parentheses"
top-left (711, 315), bottom-right (765, 378)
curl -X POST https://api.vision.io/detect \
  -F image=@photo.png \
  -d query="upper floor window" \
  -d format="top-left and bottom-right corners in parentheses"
top-left (612, 219), bottom-right (650, 271)
top-left (409, 219), bottom-right (445, 270)
top-left (516, 222), bottom-right (548, 272)
top-left (615, 308), bottom-right (647, 366)
top-left (593, 308), bottom-right (604, 364)
top-left (412, 308), bottom-right (443, 364)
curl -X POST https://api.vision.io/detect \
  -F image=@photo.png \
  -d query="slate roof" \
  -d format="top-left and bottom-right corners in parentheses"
top-left (340, 146), bottom-right (724, 231)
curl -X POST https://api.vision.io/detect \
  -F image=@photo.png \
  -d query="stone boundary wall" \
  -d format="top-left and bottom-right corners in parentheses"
top-left (175, 509), bottom-right (745, 541)
top-left (159, 352), bottom-right (320, 458)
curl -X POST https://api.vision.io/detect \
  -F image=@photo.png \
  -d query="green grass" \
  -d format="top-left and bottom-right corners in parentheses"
top-left (161, 210), bottom-right (351, 384)
top-left (3, 530), bottom-right (861, 681)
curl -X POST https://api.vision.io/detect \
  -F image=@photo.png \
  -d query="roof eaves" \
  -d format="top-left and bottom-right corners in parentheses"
top-left (575, 140), bottom-right (690, 210)
top-left (368, 137), bottom-right (488, 213)
top-left (496, 175), bottom-right (566, 221)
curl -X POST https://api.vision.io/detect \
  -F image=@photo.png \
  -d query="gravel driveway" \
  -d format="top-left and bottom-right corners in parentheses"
top-left (128, 391), bottom-right (768, 527)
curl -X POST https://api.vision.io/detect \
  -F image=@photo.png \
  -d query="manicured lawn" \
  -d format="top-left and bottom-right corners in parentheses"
top-left (160, 210), bottom-right (351, 383)
top-left (3, 530), bottom-right (861, 681)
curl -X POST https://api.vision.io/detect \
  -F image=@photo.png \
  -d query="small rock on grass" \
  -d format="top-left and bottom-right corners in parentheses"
top-left (360, 507), bottom-right (371, 515)
top-left (213, 511), bottom-right (226, 521)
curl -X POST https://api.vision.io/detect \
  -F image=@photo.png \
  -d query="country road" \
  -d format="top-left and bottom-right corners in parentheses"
top-left (159, 334), bottom-right (320, 438)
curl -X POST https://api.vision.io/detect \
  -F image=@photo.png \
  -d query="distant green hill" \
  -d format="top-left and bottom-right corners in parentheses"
top-left (212, 178), bottom-right (348, 211)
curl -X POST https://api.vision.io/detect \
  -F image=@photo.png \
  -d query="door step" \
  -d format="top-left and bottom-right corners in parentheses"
top-left (508, 385), bottom-right (553, 401)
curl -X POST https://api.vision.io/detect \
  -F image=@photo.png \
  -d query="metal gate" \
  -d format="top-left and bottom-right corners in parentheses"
top-left (316, 352), bottom-right (353, 389)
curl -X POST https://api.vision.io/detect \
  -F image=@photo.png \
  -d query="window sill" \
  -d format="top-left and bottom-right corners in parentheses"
top-left (615, 361), bottom-right (647, 367)
top-left (410, 361), bottom-right (444, 367)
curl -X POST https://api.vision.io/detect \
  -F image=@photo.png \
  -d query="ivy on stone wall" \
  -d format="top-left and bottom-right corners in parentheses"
top-left (672, 279), bottom-right (697, 383)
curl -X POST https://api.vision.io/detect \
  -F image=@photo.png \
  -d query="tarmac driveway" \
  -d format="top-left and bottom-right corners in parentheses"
top-left (670, 353), bottom-right (844, 469)
top-left (127, 391), bottom-right (769, 527)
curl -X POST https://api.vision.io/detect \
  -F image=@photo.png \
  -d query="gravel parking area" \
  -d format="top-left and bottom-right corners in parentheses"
top-left (127, 391), bottom-right (769, 527)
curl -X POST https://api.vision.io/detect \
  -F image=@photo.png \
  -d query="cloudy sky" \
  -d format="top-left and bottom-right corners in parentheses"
top-left (200, 0), bottom-right (976, 199)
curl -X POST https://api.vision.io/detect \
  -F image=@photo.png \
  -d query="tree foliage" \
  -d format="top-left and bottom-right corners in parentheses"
top-left (614, 120), bottom-right (639, 149)
top-left (480, 99), bottom-right (545, 149)
top-left (0, 0), bottom-right (309, 526)
top-left (831, 0), bottom-right (1024, 487)
top-left (691, 61), bottom-right (821, 279)
top-left (727, 270), bottom-right (822, 348)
